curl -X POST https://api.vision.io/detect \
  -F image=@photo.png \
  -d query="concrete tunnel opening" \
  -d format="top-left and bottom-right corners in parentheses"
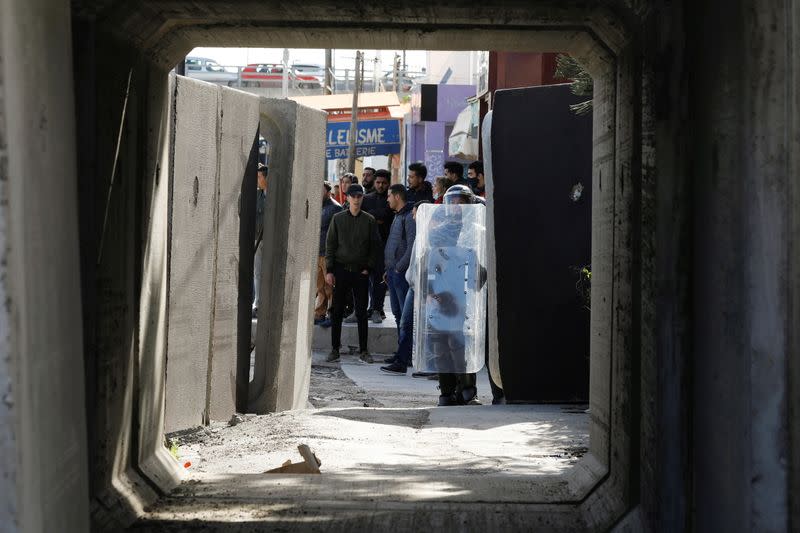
top-left (10, 1), bottom-right (745, 529)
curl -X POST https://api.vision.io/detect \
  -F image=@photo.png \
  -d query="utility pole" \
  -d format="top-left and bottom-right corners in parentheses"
top-left (281, 48), bottom-right (290, 98)
top-left (346, 51), bottom-right (362, 173)
top-left (324, 49), bottom-right (333, 95)
top-left (392, 53), bottom-right (400, 93)
top-left (372, 52), bottom-right (379, 92)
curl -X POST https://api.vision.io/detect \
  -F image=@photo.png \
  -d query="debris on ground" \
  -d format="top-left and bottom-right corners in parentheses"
top-left (265, 444), bottom-right (321, 474)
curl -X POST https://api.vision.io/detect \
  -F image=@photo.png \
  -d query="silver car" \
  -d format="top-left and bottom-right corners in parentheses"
top-left (185, 57), bottom-right (239, 86)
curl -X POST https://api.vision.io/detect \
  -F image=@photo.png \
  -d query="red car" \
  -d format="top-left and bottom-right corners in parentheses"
top-left (240, 63), bottom-right (321, 89)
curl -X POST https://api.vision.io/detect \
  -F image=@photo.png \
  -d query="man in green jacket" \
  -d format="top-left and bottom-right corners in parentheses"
top-left (325, 184), bottom-right (382, 363)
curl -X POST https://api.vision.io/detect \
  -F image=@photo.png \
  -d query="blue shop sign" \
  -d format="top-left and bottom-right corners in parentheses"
top-left (325, 119), bottom-right (401, 159)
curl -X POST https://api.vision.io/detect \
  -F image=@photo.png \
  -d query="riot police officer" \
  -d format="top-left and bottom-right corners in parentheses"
top-left (412, 185), bottom-right (487, 406)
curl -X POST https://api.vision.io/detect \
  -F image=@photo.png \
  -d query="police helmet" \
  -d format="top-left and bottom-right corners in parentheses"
top-left (442, 184), bottom-right (476, 205)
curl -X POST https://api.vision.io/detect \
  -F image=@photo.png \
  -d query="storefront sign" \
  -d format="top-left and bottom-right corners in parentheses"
top-left (325, 119), bottom-right (401, 159)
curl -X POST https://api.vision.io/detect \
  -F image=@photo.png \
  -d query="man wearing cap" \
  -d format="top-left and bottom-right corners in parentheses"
top-left (325, 183), bottom-right (382, 364)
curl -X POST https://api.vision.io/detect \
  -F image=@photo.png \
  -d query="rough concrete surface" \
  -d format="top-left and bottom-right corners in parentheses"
top-left (249, 99), bottom-right (326, 413)
top-left (140, 354), bottom-right (589, 530)
top-left (136, 72), bottom-right (184, 501)
top-left (165, 77), bottom-right (221, 432)
top-left (0, 0), bottom-right (90, 530)
top-left (209, 87), bottom-right (260, 421)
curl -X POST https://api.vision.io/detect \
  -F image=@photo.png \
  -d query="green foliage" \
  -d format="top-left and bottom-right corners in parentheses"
top-left (555, 54), bottom-right (593, 115)
top-left (572, 265), bottom-right (592, 311)
top-left (168, 438), bottom-right (180, 460)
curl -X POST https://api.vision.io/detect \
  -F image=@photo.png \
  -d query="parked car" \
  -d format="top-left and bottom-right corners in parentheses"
top-left (380, 71), bottom-right (416, 92)
top-left (184, 57), bottom-right (238, 86)
top-left (241, 63), bottom-right (321, 89)
top-left (291, 64), bottom-right (326, 88)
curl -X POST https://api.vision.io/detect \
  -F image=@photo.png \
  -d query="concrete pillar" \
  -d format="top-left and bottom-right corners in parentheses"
top-left (249, 99), bottom-right (326, 413)
top-left (688, 1), bottom-right (797, 529)
top-left (0, 0), bottom-right (89, 530)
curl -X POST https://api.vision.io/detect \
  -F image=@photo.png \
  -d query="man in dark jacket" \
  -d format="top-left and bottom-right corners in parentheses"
top-left (361, 169), bottom-right (393, 323)
top-left (315, 181), bottom-right (342, 325)
top-left (406, 162), bottom-right (434, 205)
top-left (382, 184), bottom-right (415, 333)
top-left (444, 161), bottom-right (471, 188)
top-left (362, 167), bottom-right (376, 194)
top-left (325, 184), bottom-right (382, 364)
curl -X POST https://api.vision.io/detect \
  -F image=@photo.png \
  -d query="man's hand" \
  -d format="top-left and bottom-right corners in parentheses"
top-left (325, 273), bottom-right (335, 286)
top-left (361, 269), bottom-right (369, 276)
top-left (382, 272), bottom-right (388, 284)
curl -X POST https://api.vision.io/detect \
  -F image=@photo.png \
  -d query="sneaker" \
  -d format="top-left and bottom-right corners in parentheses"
top-left (380, 362), bottom-right (407, 375)
top-left (325, 349), bottom-right (340, 363)
top-left (412, 371), bottom-right (437, 379)
top-left (358, 351), bottom-right (374, 364)
top-left (384, 355), bottom-right (398, 364)
top-left (380, 310), bottom-right (386, 319)
top-left (492, 396), bottom-right (506, 405)
top-left (370, 310), bottom-right (383, 324)
top-left (437, 394), bottom-right (459, 406)
top-left (343, 312), bottom-right (358, 324)
top-left (318, 318), bottom-right (332, 328)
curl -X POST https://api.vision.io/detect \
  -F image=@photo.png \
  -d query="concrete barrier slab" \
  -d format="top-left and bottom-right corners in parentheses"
top-left (165, 77), bottom-right (220, 432)
top-left (209, 87), bottom-right (260, 421)
top-left (249, 98), bottom-right (326, 413)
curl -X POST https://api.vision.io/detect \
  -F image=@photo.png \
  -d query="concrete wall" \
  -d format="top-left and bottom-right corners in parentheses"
top-left (165, 77), bottom-right (260, 432)
top-left (0, 0), bottom-right (90, 530)
top-left (250, 99), bottom-right (326, 413)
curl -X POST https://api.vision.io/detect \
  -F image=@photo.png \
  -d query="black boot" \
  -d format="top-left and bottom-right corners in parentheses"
top-left (459, 386), bottom-right (480, 405)
top-left (438, 393), bottom-right (459, 406)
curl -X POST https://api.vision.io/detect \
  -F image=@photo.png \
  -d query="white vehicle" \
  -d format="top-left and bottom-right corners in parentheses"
top-left (184, 57), bottom-right (239, 86)
top-left (291, 63), bottom-right (325, 88)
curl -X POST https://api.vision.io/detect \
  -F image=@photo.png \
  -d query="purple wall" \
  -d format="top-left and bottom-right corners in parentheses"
top-left (408, 84), bottom-right (476, 179)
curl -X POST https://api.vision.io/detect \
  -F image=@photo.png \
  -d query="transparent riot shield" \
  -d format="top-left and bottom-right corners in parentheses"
top-left (411, 203), bottom-right (487, 373)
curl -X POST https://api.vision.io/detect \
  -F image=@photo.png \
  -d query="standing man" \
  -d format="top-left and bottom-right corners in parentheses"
top-left (253, 163), bottom-right (268, 318)
top-left (315, 181), bottom-right (342, 326)
top-left (467, 160), bottom-right (486, 197)
top-left (444, 161), bottom-right (470, 187)
top-left (362, 167), bottom-right (376, 194)
top-left (379, 185), bottom-right (416, 374)
top-left (325, 183), bottom-right (382, 364)
top-left (406, 162), bottom-right (434, 204)
top-left (361, 169), bottom-right (394, 323)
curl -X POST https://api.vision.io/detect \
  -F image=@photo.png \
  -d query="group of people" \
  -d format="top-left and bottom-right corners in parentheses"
top-left (314, 161), bottom-right (504, 406)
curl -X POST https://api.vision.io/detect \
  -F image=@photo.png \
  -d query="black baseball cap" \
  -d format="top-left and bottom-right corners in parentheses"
top-left (347, 184), bottom-right (365, 196)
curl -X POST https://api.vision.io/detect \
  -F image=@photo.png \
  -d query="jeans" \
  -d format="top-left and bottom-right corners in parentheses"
top-left (395, 288), bottom-right (414, 367)
top-left (330, 267), bottom-right (370, 352)
top-left (368, 268), bottom-right (387, 313)
top-left (386, 269), bottom-right (409, 332)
